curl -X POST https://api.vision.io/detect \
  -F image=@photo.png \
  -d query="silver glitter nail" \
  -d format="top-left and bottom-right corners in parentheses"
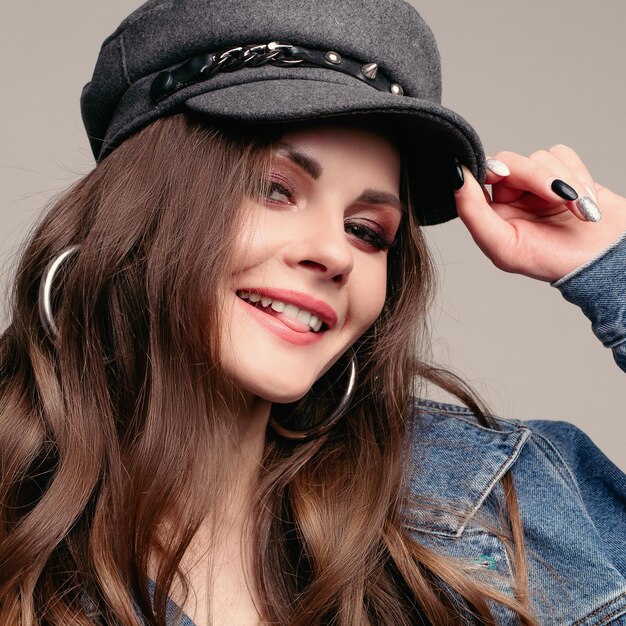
top-left (485, 158), bottom-right (510, 177)
top-left (576, 196), bottom-right (602, 222)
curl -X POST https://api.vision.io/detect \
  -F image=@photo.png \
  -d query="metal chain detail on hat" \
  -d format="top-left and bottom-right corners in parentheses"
top-left (151, 41), bottom-right (405, 102)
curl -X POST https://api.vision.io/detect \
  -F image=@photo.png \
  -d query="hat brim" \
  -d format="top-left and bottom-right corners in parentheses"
top-left (183, 78), bottom-right (485, 226)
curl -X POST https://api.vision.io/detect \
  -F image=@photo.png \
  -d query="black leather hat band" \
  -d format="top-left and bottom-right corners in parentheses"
top-left (150, 41), bottom-right (405, 103)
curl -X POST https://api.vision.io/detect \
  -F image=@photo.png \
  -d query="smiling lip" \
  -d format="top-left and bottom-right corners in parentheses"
top-left (237, 297), bottom-right (326, 346)
top-left (236, 288), bottom-right (338, 329)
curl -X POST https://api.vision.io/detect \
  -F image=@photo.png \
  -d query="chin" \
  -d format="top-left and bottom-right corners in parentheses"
top-left (247, 376), bottom-right (314, 405)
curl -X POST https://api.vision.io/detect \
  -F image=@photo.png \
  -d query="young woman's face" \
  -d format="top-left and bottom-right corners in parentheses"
top-left (220, 123), bottom-right (402, 405)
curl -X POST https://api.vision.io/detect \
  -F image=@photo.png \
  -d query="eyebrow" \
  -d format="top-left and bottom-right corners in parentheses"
top-left (275, 142), bottom-right (404, 214)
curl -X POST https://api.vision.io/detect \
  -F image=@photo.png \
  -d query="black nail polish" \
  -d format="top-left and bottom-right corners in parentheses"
top-left (451, 157), bottom-right (464, 191)
top-left (551, 179), bottom-right (578, 201)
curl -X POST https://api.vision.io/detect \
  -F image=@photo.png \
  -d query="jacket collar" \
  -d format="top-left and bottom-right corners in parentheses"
top-left (401, 398), bottom-right (531, 538)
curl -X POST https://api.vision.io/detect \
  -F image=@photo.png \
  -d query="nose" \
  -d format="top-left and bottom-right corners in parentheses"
top-left (283, 210), bottom-right (354, 285)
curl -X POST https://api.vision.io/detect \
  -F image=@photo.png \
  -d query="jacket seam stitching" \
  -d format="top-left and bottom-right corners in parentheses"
top-left (413, 401), bottom-right (531, 437)
top-left (571, 589), bottom-right (626, 625)
top-left (596, 602), bottom-right (626, 625)
top-left (415, 406), bottom-right (528, 436)
top-left (597, 604), bottom-right (626, 626)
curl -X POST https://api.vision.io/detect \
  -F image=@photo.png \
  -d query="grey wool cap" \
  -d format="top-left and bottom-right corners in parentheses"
top-left (81, 0), bottom-right (487, 225)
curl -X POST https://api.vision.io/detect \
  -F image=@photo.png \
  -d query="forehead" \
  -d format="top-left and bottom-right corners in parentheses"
top-left (273, 120), bottom-right (402, 185)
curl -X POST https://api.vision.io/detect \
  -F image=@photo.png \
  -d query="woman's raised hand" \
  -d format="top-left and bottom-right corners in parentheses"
top-left (454, 145), bottom-right (626, 282)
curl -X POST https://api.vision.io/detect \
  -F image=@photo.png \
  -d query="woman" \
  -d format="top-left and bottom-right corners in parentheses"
top-left (1, 0), bottom-right (625, 625)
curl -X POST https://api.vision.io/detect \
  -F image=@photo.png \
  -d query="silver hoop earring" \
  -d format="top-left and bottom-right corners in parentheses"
top-left (38, 245), bottom-right (80, 340)
top-left (268, 352), bottom-right (358, 441)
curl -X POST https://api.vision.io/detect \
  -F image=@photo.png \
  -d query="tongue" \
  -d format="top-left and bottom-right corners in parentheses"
top-left (257, 303), bottom-right (311, 333)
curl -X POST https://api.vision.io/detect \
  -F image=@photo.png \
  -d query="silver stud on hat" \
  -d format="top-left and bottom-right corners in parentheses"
top-left (390, 83), bottom-right (404, 95)
top-left (361, 63), bottom-right (379, 80)
top-left (325, 51), bottom-right (342, 64)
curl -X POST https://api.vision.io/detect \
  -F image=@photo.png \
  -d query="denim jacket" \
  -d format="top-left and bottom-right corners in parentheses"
top-left (141, 232), bottom-right (626, 625)
top-left (403, 230), bottom-right (626, 625)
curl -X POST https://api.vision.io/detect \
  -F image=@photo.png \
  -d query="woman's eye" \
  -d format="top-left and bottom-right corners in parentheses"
top-left (265, 180), bottom-right (294, 205)
top-left (345, 222), bottom-right (395, 251)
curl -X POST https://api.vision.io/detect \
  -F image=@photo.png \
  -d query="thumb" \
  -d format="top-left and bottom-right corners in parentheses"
top-left (454, 163), bottom-right (516, 261)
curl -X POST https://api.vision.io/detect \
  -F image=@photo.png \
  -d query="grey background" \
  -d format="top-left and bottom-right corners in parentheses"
top-left (1, 2), bottom-right (624, 469)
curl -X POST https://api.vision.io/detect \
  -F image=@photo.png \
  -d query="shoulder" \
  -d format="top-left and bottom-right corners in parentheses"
top-left (407, 395), bottom-right (617, 470)
top-left (404, 398), bottom-right (626, 625)
top-left (404, 397), bottom-right (626, 532)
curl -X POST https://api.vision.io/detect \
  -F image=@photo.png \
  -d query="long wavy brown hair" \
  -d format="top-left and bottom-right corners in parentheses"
top-left (0, 114), bottom-right (538, 625)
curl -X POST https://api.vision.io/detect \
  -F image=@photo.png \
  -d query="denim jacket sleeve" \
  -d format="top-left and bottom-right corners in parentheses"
top-left (551, 229), bottom-right (626, 372)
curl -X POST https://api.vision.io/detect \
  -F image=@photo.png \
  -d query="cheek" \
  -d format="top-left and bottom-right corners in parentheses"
top-left (350, 258), bottom-right (388, 332)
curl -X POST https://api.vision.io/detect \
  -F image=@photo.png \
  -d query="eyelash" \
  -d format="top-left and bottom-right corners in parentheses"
top-left (264, 179), bottom-right (396, 251)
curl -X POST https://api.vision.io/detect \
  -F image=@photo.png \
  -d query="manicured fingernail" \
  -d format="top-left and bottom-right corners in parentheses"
top-left (551, 179), bottom-right (578, 201)
top-left (584, 184), bottom-right (597, 204)
top-left (486, 158), bottom-right (510, 177)
top-left (576, 196), bottom-right (602, 222)
top-left (451, 158), bottom-right (464, 190)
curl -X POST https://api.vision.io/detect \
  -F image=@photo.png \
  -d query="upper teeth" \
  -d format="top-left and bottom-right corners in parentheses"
top-left (237, 291), bottom-right (324, 332)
